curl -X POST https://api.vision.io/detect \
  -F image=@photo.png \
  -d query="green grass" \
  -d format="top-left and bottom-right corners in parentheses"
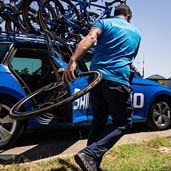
top-left (1, 136), bottom-right (171, 171)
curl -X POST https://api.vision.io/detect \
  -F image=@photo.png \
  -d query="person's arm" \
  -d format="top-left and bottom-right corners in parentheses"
top-left (62, 28), bottom-right (101, 83)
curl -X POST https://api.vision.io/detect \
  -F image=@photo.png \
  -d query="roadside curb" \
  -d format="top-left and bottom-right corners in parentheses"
top-left (1, 129), bottom-right (170, 165)
top-left (116, 129), bottom-right (171, 145)
top-left (32, 129), bottom-right (171, 163)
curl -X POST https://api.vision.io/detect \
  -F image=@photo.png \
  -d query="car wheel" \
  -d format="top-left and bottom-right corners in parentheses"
top-left (0, 96), bottom-right (27, 149)
top-left (147, 98), bottom-right (171, 131)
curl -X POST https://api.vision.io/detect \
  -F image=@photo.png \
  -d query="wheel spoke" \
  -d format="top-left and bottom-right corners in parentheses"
top-left (9, 71), bottom-right (102, 119)
top-left (0, 114), bottom-right (15, 124)
top-left (155, 115), bottom-right (163, 125)
top-left (0, 126), bottom-right (12, 141)
top-left (153, 110), bottom-right (160, 117)
top-left (162, 105), bottom-right (170, 114)
top-left (162, 114), bottom-right (170, 123)
top-left (157, 102), bottom-right (163, 112)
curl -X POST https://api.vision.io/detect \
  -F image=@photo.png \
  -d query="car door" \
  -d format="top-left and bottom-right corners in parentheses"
top-left (44, 31), bottom-right (90, 124)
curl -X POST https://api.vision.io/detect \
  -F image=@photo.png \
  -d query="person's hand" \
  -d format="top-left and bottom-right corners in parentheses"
top-left (62, 60), bottom-right (77, 83)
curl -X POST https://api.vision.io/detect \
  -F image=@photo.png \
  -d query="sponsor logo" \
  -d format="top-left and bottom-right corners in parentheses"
top-left (73, 89), bottom-right (144, 110)
top-left (73, 88), bottom-right (90, 110)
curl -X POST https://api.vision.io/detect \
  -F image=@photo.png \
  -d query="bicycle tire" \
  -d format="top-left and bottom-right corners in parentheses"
top-left (39, 0), bottom-right (80, 37)
top-left (74, 11), bottom-right (100, 40)
top-left (9, 71), bottom-right (102, 120)
top-left (2, 4), bottom-right (28, 33)
top-left (58, 0), bottom-right (81, 40)
top-left (22, 0), bottom-right (46, 34)
top-left (38, 0), bottom-right (65, 33)
top-left (23, 0), bottom-right (64, 34)
top-left (88, 11), bottom-right (100, 24)
top-left (5, 19), bottom-right (29, 34)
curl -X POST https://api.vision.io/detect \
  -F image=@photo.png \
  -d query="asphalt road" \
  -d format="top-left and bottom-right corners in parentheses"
top-left (0, 127), bottom-right (83, 164)
top-left (0, 123), bottom-right (170, 165)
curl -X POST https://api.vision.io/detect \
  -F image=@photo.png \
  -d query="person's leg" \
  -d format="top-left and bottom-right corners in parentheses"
top-left (80, 80), bottom-right (133, 163)
top-left (74, 80), bottom-right (109, 171)
top-left (87, 81), bottom-right (109, 169)
top-left (87, 81), bottom-right (109, 146)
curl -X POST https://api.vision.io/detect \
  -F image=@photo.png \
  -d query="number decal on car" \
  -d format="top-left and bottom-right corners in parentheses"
top-left (133, 93), bottom-right (144, 108)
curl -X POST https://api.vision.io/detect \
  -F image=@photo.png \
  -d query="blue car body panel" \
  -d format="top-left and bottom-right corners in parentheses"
top-left (0, 65), bottom-right (26, 100)
top-left (132, 76), bottom-right (171, 121)
top-left (1, 32), bottom-right (171, 132)
top-left (27, 73), bottom-right (171, 129)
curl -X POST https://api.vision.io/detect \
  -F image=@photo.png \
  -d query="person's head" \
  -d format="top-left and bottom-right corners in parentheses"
top-left (114, 4), bottom-right (132, 22)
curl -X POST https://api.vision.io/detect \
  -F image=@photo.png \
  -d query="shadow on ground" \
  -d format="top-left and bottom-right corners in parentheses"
top-left (0, 123), bottom-right (150, 165)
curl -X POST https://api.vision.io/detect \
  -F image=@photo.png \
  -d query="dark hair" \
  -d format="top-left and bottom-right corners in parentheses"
top-left (114, 4), bottom-right (132, 16)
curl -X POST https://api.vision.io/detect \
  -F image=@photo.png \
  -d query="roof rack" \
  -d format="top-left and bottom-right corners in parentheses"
top-left (0, 31), bottom-right (46, 44)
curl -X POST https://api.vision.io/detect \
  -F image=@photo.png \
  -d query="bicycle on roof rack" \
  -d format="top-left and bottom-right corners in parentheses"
top-left (0, 0), bottom-right (46, 34)
top-left (22, 0), bottom-right (58, 34)
top-left (0, 0), bottom-right (29, 33)
top-left (38, 0), bottom-right (126, 41)
top-left (9, 30), bottom-right (102, 120)
top-left (0, 0), bottom-right (126, 40)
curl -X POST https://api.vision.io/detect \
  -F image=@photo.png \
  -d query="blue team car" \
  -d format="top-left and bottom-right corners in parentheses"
top-left (0, 31), bottom-right (171, 149)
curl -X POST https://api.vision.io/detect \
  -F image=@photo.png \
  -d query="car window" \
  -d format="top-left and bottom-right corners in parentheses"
top-left (10, 47), bottom-right (56, 91)
top-left (11, 57), bottom-right (42, 75)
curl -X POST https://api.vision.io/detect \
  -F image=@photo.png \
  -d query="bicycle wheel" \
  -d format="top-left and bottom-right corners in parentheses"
top-left (39, 0), bottom-right (80, 37)
top-left (23, 0), bottom-right (63, 34)
top-left (75, 11), bottom-right (100, 40)
top-left (63, 11), bottom-right (100, 42)
top-left (2, 4), bottom-right (28, 33)
top-left (22, 0), bottom-right (45, 34)
top-left (9, 71), bottom-right (102, 120)
top-left (88, 11), bottom-right (100, 25)
top-left (5, 17), bottom-right (29, 34)
top-left (38, 0), bottom-right (65, 33)
top-left (58, 0), bottom-right (81, 40)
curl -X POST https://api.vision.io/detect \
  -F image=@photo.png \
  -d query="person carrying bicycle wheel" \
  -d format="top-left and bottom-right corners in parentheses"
top-left (62, 3), bottom-right (141, 171)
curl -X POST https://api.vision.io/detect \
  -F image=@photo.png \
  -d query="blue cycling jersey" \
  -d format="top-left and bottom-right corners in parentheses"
top-left (90, 16), bottom-right (141, 87)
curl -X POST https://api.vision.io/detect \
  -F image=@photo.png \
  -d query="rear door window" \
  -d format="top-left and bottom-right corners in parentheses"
top-left (11, 57), bottom-right (42, 76)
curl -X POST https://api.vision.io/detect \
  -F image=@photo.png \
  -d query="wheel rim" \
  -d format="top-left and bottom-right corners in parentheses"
top-left (25, 0), bottom-right (41, 33)
top-left (152, 101), bottom-right (171, 128)
top-left (9, 71), bottom-right (102, 120)
top-left (39, 0), bottom-right (65, 32)
top-left (0, 104), bottom-right (17, 145)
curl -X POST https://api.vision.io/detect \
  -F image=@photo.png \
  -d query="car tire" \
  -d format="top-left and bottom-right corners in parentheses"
top-left (0, 95), bottom-right (28, 149)
top-left (147, 98), bottom-right (171, 131)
